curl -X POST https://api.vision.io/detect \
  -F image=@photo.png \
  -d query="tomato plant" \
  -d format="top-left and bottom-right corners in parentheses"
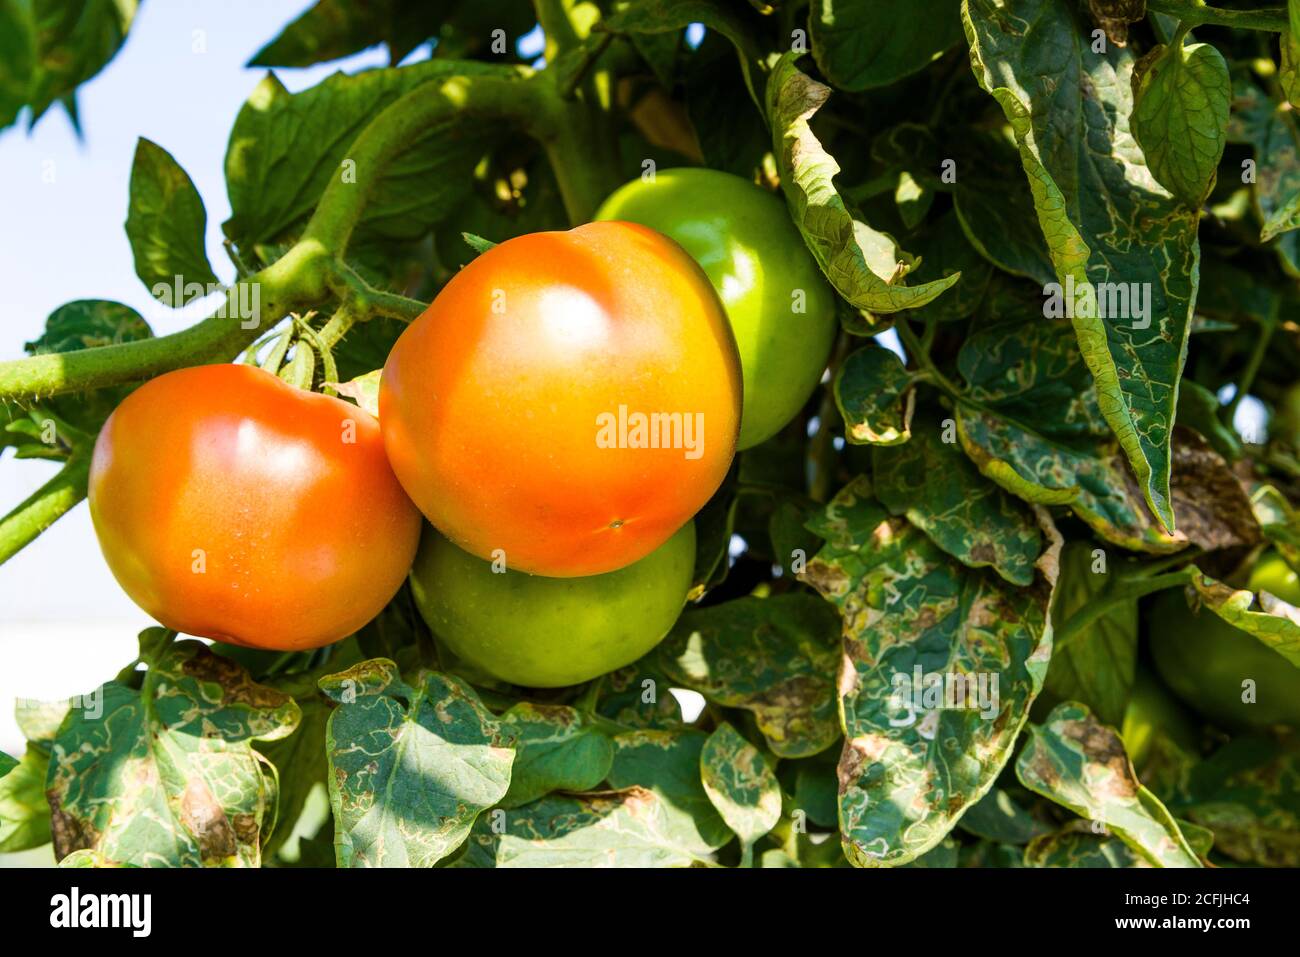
top-left (2, 0), bottom-right (1300, 876)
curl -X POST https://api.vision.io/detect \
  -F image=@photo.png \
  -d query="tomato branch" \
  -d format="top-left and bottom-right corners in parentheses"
top-left (0, 239), bottom-right (329, 403)
top-left (0, 452), bottom-right (91, 565)
top-left (1145, 1), bottom-right (1288, 31)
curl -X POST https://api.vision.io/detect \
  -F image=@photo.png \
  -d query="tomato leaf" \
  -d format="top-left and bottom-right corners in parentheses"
top-left (0, 0), bottom-right (35, 130)
top-left (223, 60), bottom-right (520, 250)
top-left (125, 138), bottom-right (220, 299)
top-left (0, 747), bottom-right (50, 853)
top-left (699, 723), bottom-right (781, 855)
top-left (1225, 74), bottom-right (1300, 243)
top-left (800, 476), bottom-right (1060, 866)
top-left (871, 124), bottom-right (1056, 286)
top-left (657, 593), bottom-right (841, 758)
top-left (455, 788), bottom-right (712, 867)
top-left (460, 231), bottom-right (497, 256)
top-left (955, 293), bottom-right (1185, 553)
top-left (44, 630), bottom-right (300, 867)
top-left (498, 703), bottom-right (615, 808)
top-left (1024, 823), bottom-right (1146, 868)
top-left (873, 411), bottom-right (1043, 586)
top-left (1130, 40), bottom-right (1230, 209)
top-left (1185, 570), bottom-right (1300, 669)
top-left (766, 54), bottom-right (962, 315)
top-left (810, 0), bottom-right (964, 92)
top-left (603, 0), bottom-right (767, 107)
top-left (606, 729), bottom-right (731, 851)
top-left (834, 345), bottom-right (915, 446)
top-left (23, 0), bottom-right (136, 127)
top-left (1165, 735), bottom-right (1300, 867)
top-left (964, 0), bottom-right (1200, 534)
top-left (957, 788), bottom-right (1051, 845)
top-left (1041, 541), bottom-right (1137, 727)
top-left (319, 658), bottom-right (515, 867)
top-left (1016, 702), bottom-right (1203, 867)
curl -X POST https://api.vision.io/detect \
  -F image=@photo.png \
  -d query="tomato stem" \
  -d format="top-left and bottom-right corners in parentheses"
top-left (0, 452), bottom-right (91, 566)
top-left (1145, 1), bottom-right (1287, 32)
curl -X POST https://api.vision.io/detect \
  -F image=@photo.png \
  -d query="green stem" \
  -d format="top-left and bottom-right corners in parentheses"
top-left (0, 240), bottom-right (328, 403)
top-left (1145, 1), bottom-right (1287, 31)
top-left (300, 71), bottom-right (549, 255)
top-left (1226, 303), bottom-right (1276, 421)
top-left (535, 0), bottom-right (586, 60)
top-left (0, 453), bottom-right (91, 566)
top-left (324, 263), bottom-right (428, 323)
top-left (542, 100), bottom-right (622, 224)
top-left (896, 320), bottom-right (965, 400)
top-left (1053, 569), bottom-right (1195, 652)
top-left (317, 304), bottom-right (360, 351)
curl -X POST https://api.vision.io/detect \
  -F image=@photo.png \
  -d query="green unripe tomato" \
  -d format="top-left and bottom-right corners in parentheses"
top-left (595, 168), bottom-right (838, 450)
top-left (409, 522), bottom-right (696, 688)
top-left (1120, 668), bottom-right (1198, 768)
top-left (1149, 551), bottom-right (1300, 730)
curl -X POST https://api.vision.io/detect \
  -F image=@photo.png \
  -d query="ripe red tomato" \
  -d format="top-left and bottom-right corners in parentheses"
top-left (380, 221), bottom-right (742, 577)
top-left (88, 364), bottom-right (422, 651)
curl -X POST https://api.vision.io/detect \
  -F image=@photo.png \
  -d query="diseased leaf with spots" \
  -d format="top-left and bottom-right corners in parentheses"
top-left (1131, 40), bottom-right (1230, 208)
top-left (320, 659), bottom-right (515, 868)
top-left (1024, 823), bottom-right (1148, 867)
top-left (44, 629), bottom-right (299, 867)
top-left (125, 138), bottom-right (220, 299)
top-left (1086, 0), bottom-right (1146, 46)
top-left (498, 703), bottom-right (614, 808)
top-left (834, 345), bottom-right (914, 446)
top-left (1185, 570), bottom-right (1300, 668)
top-left (595, 659), bottom-right (686, 731)
top-left (766, 53), bottom-right (961, 315)
top-left (955, 307), bottom-right (1183, 552)
top-left (454, 788), bottom-right (711, 867)
top-left (1225, 75), bottom-right (1300, 242)
top-left (1165, 735), bottom-right (1300, 866)
top-left (873, 410), bottom-right (1042, 586)
top-left (799, 476), bottom-right (1060, 867)
top-left (1166, 428), bottom-right (1259, 552)
top-left (965, 0), bottom-right (1199, 533)
top-left (1251, 484), bottom-right (1300, 573)
top-left (810, 0), bottom-right (964, 92)
top-left (1016, 702), bottom-right (1201, 867)
top-left (657, 593), bottom-right (841, 758)
top-left (700, 723), bottom-right (781, 854)
top-left (605, 729), bottom-right (731, 852)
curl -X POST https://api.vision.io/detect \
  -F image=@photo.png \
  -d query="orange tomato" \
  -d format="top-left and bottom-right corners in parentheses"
top-left (88, 364), bottom-right (422, 651)
top-left (380, 221), bottom-right (741, 577)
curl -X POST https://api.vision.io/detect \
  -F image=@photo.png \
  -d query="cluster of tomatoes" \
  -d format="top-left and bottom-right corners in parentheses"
top-left (87, 169), bottom-right (840, 687)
